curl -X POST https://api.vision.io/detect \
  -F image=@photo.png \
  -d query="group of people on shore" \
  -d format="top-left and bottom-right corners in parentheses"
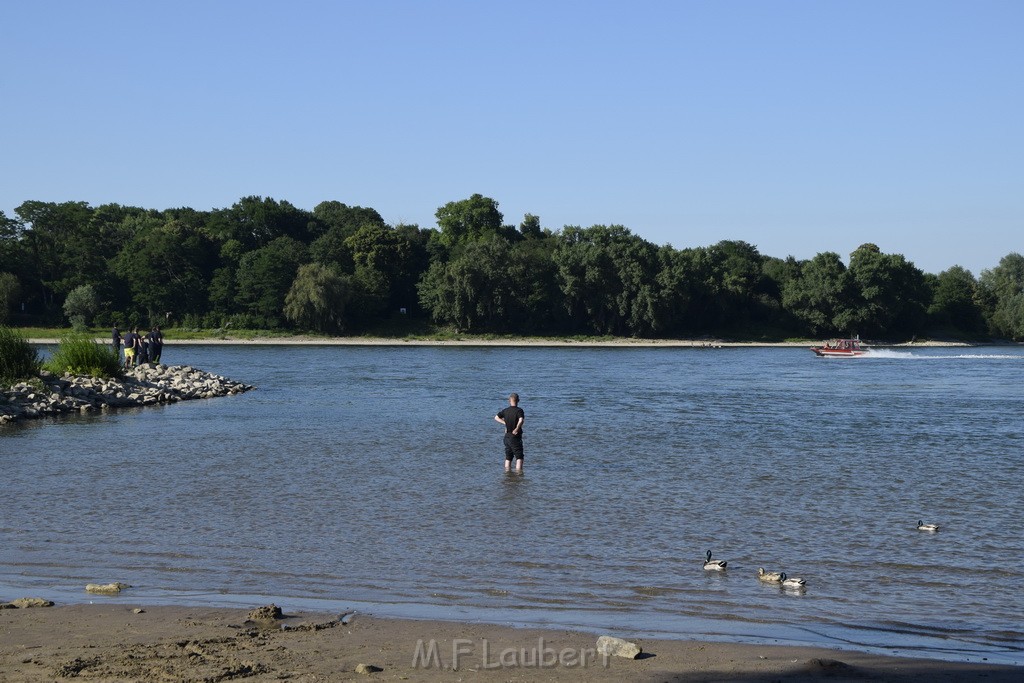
top-left (111, 326), bottom-right (164, 368)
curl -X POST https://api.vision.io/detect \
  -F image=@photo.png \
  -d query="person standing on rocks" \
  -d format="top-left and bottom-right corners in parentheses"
top-left (494, 393), bottom-right (525, 473)
top-left (149, 326), bottom-right (164, 364)
top-left (111, 326), bottom-right (122, 357)
top-left (122, 327), bottom-right (137, 368)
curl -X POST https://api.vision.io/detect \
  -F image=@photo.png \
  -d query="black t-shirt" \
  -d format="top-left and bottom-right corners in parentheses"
top-left (497, 406), bottom-right (525, 435)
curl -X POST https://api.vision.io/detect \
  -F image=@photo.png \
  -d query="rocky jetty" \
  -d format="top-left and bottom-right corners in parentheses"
top-left (0, 364), bottom-right (254, 425)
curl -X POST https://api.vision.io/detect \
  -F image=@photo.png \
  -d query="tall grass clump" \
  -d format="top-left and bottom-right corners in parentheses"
top-left (44, 333), bottom-right (122, 378)
top-left (0, 326), bottom-right (41, 385)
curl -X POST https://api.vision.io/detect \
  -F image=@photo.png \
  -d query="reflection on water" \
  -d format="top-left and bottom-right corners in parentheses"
top-left (2, 344), bottom-right (1023, 664)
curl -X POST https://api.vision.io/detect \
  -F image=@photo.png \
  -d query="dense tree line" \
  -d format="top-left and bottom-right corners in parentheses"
top-left (1, 194), bottom-right (1022, 341)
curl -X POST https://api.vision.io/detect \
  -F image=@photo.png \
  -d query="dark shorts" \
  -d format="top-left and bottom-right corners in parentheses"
top-left (503, 433), bottom-right (524, 461)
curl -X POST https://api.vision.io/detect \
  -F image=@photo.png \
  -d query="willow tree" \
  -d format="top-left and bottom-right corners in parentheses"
top-left (283, 263), bottom-right (350, 332)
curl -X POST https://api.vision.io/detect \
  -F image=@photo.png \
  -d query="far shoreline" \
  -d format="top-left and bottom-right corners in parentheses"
top-left (27, 335), bottom-right (982, 348)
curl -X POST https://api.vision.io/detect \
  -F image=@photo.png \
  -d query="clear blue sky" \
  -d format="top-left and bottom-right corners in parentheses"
top-left (2, 1), bottom-right (1021, 276)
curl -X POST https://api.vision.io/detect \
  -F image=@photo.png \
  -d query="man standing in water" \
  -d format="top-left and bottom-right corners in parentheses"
top-left (495, 393), bottom-right (525, 473)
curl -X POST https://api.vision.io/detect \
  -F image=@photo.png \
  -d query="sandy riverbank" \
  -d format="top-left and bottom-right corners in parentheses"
top-left (0, 604), bottom-right (1018, 682)
top-left (30, 336), bottom-right (975, 347)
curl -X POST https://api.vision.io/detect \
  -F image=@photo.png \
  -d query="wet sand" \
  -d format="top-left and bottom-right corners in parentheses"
top-left (0, 604), bottom-right (1019, 682)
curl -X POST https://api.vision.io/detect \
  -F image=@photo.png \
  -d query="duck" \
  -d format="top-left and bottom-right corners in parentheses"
top-left (757, 567), bottom-right (783, 582)
top-left (703, 549), bottom-right (727, 571)
top-left (780, 572), bottom-right (806, 589)
top-left (917, 520), bottom-right (939, 532)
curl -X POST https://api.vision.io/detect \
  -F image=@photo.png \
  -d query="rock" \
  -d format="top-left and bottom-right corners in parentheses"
top-left (596, 635), bottom-right (642, 659)
top-left (1, 364), bottom-right (254, 426)
top-left (355, 663), bottom-right (383, 674)
top-left (133, 608), bottom-right (145, 614)
top-left (85, 582), bottom-right (131, 594)
top-left (10, 597), bottom-right (54, 608)
top-left (247, 604), bottom-right (283, 621)
top-left (800, 658), bottom-right (859, 676)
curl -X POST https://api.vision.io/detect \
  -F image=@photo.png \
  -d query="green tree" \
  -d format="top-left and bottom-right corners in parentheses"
top-left (283, 262), bottom-right (350, 332)
top-left (309, 225), bottom-right (356, 273)
top-left (235, 236), bottom-right (309, 324)
top-left (418, 239), bottom-right (512, 331)
top-left (344, 223), bottom-right (430, 322)
top-left (846, 244), bottom-right (929, 337)
top-left (63, 284), bottom-right (100, 329)
top-left (979, 253), bottom-right (1024, 339)
top-left (553, 225), bottom-right (661, 336)
top-left (310, 201), bottom-right (385, 241)
top-left (928, 266), bottom-right (985, 334)
top-left (0, 211), bottom-right (26, 280)
top-left (111, 217), bottom-right (217, 321)
top-left (0, 272), bottom-right (21, 324)
top-left (207, 196), bottom-right (314, 251)
top-left (703, 240), bottom-right (771, 329)
top-left (434, 194), bottom-right (505, 247)
top-left (506, 236), bottom-right (563, 332)
top-left (519, 213), bottom-right (543, 240)
top-left (781, 252), bottom-right (857, 337)
top-left (14, 200), bottom-right (93, 311)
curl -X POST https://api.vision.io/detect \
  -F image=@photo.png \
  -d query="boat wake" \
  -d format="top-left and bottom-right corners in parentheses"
top-left (866, 349), bottom-right (1023, 360)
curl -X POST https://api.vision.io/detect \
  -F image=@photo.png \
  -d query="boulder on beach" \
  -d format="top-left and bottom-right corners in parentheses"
top-left (247, 604), bottom-right (284, 621)
top-left (596, 635), bottom-right (643, 659)
top-left (9, 597), bottom-right (55, 608)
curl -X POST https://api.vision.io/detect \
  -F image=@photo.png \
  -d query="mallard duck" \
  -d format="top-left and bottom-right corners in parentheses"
top-left (780, 572), bottom-right (806, 588)
top-left (757, 567), bottom-right (783, 582)
top-left (703, 549), bottom-right (727, 571)
top-left (917, 520), bottom-right (939, 532)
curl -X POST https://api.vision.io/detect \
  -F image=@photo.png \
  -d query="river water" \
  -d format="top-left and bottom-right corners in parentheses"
top-left (2, 344), bottom-right (1022, 665)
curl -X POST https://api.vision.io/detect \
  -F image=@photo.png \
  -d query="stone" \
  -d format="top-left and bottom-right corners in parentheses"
top-left (10, 597), bottom-right (54, 608)
top-left (85, 582), bottom-right (131, 594)
top-left (247, 604), bottom-right (283, 621)
top-left (596, 635), bottom-right (642, 659)
top-left (355, 663), bottom-right (383, 674)
top-left (1, 364), bottom-right (254, 425)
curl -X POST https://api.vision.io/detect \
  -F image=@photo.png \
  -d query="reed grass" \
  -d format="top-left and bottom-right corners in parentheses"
top-left (43, 333), bottom-right (122, 378)
top-left (0, 326), bottom-right (42, 384)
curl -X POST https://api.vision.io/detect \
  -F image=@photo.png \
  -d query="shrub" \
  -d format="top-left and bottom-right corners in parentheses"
top-left (44, 332), bottom-right (122, 378)
top-left (0, 325), bottom-right (41, 384)
top-left (63, 284), bottom-right (100, 330)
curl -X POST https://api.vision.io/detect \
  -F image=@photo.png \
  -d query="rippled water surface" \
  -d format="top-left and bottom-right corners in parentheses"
top-left (2, 344), bottom-right (1023, 664)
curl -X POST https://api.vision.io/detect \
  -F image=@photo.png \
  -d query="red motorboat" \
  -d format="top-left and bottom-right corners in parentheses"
top-left (811, 338), bottom-right (868, 357)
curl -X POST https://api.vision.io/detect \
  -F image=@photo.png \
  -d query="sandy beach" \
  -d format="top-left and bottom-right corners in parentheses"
top-left (1, 604), bottom-right (1020, 682)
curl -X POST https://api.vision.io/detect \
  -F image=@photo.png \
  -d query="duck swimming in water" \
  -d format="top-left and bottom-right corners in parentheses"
top-left (917, 520), bottom-right (939, 532)
top-left (703, 549), bottom-right (727, 571)
top-left (780, 572), bottom-right (806, 589)
top-left (757, 567), bottom-right (783, 582)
